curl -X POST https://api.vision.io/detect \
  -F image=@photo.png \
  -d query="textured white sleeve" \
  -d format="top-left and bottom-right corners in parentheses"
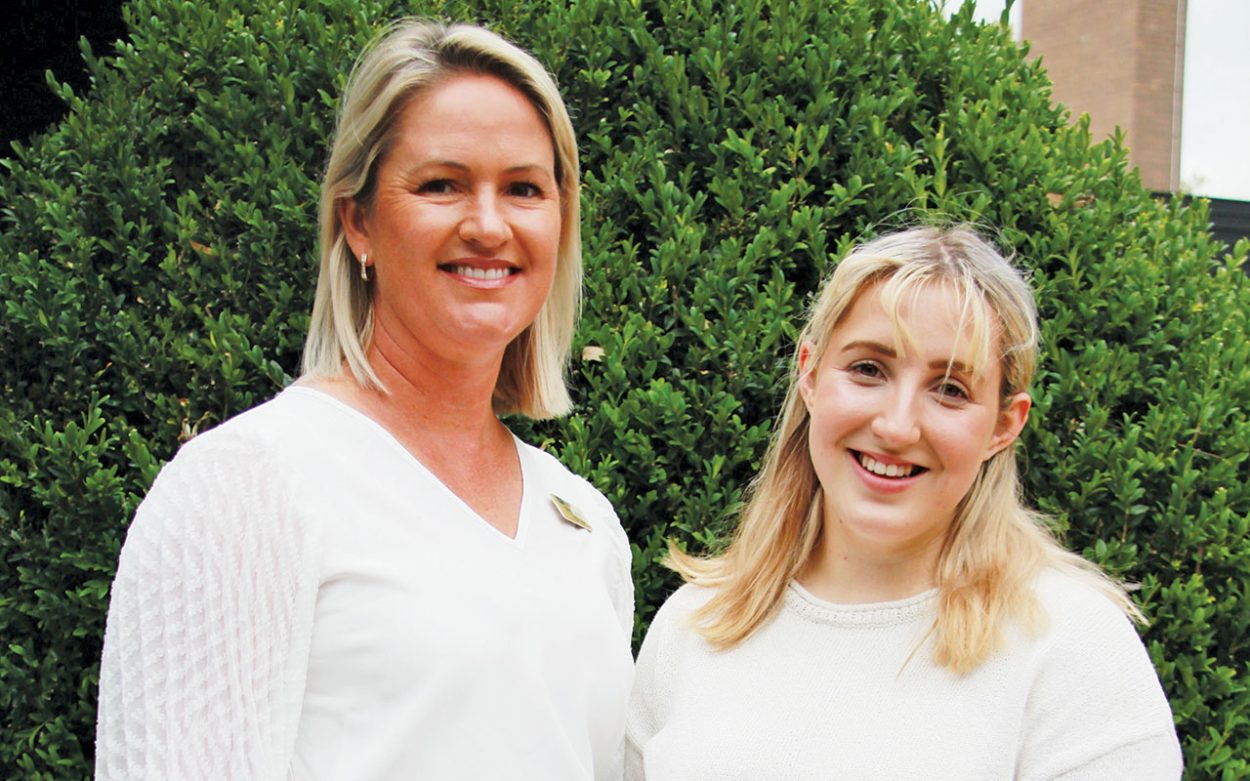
top-left (1015, 585), bottom-right (1183, 781)
top-left (95, 432), bottom-right (320, 781)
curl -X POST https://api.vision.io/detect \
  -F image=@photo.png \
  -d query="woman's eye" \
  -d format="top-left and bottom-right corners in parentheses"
top-left (935, 381), bottom-right (969, 402)
top-left (416, 178), bottom-right (456, 194)
top-left (508, 181), bottom-right (543, 198)
top-left (848, 361), bottom-right (883, 380)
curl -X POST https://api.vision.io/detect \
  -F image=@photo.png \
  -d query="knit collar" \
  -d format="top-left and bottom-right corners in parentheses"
top-left (784, 581), bottom-right (938, 628)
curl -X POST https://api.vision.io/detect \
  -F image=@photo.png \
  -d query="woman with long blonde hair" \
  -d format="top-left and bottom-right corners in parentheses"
top-left (626, 226), bottom-right (1180, 779)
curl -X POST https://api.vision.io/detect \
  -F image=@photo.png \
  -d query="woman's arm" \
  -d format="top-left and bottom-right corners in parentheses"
top-left (589, 490), bottom-right (635, 642)
top-left (95, 433), bottom-right (320, 780)
top-left (624, 611), bottom-right (663, 781)
top-left (625, 586), bottom-right (702, 781)
top-left (594, 494), bottom-right (636, 781)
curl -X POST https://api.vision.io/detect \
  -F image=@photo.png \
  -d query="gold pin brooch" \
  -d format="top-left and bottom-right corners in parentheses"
top-left (550, 494), bottom-right (592, 531)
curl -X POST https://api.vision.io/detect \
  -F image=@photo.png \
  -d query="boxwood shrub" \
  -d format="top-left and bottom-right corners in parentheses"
top-left (2, 0), bottom-right (1246, 777)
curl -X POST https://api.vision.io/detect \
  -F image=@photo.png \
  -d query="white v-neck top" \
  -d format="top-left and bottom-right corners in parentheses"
top-left (96, 386), bottom-right (635, 780)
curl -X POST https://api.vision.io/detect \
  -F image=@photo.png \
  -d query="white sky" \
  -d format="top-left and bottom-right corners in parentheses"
top-left (963, 0), bottom-right (1250, 201)
top-left (1178, 0), bottom-right (1250, 199)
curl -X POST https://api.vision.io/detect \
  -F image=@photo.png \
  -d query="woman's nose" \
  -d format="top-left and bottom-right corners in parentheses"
top-left (459, 191), bottom-right (510, 247)
top-left (870, 387), bottom-right (922, 446)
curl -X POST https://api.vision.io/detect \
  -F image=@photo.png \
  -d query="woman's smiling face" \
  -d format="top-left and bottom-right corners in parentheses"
top-left (799, 280), bottom-right (1030, 567)
top-left (341, 72), bottom-right (562, 370)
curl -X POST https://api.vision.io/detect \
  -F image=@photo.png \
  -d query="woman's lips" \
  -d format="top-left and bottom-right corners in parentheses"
top-left (848, 450), bottom-right (926, 493)
top-left (439, 261), bottom-right (518, 288)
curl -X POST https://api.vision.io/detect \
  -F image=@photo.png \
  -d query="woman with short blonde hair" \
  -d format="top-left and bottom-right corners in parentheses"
top-left (303, 19), bottom-right (584, 418)
top-left (97, 20), bottom-right (633, 780)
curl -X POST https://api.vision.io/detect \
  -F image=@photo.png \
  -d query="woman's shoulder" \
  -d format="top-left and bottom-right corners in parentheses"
top-left (170, 387), bottom-right (299, 455)
top-left (517, 440), bottom-right (622, 525)
top-left (156, 397), bottom-right (280, 486)
top-left (166, 386), bottom-right (363, 477)
top-left (134, 389), bottom-right (332, 541)
top-left (180, 385), bottom-right (334, 447)
top-left (1031, 566), bottom-right (1139, 640)
top-left (1023, 566), bottom-right (1167, 705)
top-left (646, 583), bottom-right (718, 640)
top-left (661, 581), bottom-right (717, 613)
top-left (519, 440), bottom-right (602, 492)
top-left (119, 392), bottom-right (326, 597)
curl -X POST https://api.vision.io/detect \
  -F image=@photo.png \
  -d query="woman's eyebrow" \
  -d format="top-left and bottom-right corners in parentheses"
top-left (839, 339), bottom-right (895, 356)
top-left (406, 158), bottom-right (469, 172)
top-left (406, 159), bottom-right (553, 176)
top-left (930, 359), bottom-right (972, 374)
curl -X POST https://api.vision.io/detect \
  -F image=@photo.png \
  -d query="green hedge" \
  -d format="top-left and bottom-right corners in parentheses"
top-left (2, 0), bottom-right (1247, 777)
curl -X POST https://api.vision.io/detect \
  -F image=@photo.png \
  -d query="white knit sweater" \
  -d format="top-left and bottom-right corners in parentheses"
top-left (96, 386), bottom-right (635, 780)
top-left (627, 573), bottom-right (1181, 780)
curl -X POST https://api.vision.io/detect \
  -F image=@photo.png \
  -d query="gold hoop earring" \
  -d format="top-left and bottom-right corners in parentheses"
top-left (359, 252), bottom-right (369, 281)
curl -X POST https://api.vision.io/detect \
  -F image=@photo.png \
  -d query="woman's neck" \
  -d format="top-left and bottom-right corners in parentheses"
top-left (360, 314), bottom-right (511, 440)
top-left (798, 525), bottom-right (942, 604)
top-left (369, 346), bottom-right (501, 437)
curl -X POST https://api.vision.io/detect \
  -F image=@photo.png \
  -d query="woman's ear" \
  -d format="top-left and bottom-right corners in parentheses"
top-left (338, 197), bottom-right (371, 261)
top-left (797, 341), bottom-right (817, 408)
top-left (986, 391), bottom-right (1031, 459)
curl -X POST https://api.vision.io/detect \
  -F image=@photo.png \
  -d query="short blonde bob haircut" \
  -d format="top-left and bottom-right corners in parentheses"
top-left (670, 225), bottom-right (1141, 674)
top-left (301, 19), bottom-right (582, 418)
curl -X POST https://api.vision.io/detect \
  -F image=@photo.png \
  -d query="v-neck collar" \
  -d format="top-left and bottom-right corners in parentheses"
top-left (286, 385), bottom-right (532, 546)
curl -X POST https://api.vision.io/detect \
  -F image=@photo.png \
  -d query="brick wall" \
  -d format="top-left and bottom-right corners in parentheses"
top-left (1022, 0), bottom-right (1186, 191)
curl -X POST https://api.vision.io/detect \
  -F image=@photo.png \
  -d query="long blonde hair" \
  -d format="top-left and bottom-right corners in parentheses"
top-left (670, 225), bottom-right (1141, 674)
top-left (301, 19), bottom-right (582, 418)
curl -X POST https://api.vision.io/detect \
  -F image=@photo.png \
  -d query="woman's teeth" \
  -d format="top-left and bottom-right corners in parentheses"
top-left (858, 453), bottom-right (916, 478)
top-left (448, 265), bottom-right (511, 280)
